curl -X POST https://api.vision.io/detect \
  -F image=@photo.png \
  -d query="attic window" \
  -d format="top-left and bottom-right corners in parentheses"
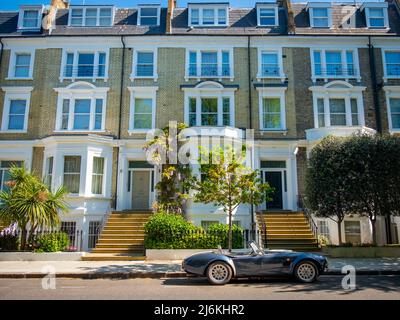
top-left (307, 3), bottom-right (332, 28)
top-left (188, 5), bottom-right (229, 27)
top-left (138, 6), bottom-right (160, 26)
top-left (257, 5), bottom-right (278, 27)
top-left (362, 2), bottom-right (389, 29)
top-left (18, 6), bottom-right (43, 30)
top-left (69, 6), bottom-right (114, 27)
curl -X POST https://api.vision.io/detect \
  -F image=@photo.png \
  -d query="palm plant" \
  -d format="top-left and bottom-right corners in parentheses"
top-left (0, 166), bottom-right (68, 250)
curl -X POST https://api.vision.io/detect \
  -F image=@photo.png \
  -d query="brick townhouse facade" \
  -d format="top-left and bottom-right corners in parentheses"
top-left (0, 0), bottom-right (400, 252)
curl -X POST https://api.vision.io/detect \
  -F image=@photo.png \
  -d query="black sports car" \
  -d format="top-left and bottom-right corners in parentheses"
top-left (182, 241), bottom-right (328, 285)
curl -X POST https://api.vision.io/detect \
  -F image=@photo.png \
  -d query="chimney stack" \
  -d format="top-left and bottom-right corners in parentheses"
top-left (45, 0), bottom-right (69, 31)
top-left (166, 0), bottom-right (176, 34)
top-left (283, 0), bottom-right (295, 34)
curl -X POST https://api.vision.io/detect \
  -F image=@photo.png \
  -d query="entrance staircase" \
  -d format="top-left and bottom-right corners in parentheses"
top-left (82, 211), bottom-right (152, 261)
top-left (256, 211), bottom-right (320, 251)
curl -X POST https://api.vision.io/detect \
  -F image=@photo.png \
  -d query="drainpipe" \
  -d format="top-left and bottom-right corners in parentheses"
top-left (368, 36), bottom-right (382, 134)
top-left (0, 38), bottom-right (4, 74)
top-left (113, 36), bottom-right (126, 210)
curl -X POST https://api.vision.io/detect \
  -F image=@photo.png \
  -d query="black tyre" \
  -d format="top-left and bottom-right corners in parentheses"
top-left (206, 261), bottom-right (232, 285)
top-left (294, 261), bottom-right (319, 283)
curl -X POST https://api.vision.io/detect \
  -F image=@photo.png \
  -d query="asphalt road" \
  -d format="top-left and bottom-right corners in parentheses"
top-left (0, 275), bottom-right (399, 300)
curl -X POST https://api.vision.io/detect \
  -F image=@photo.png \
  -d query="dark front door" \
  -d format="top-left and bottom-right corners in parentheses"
top-left (264, 171), bottom-right (283, 209)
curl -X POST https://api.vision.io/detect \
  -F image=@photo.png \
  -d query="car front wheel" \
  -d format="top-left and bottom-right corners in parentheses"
top-left (294, 261), bottom-right (319, 283)
top-left (206, 261), bottom-right (232, 285)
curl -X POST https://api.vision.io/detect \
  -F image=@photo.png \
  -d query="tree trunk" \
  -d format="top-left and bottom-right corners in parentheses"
top-left (337, 219), bottom-right (343, 245)
top-left (228, 207), bottom-right (233, 252)
top-left (20, 226), bottom-right (27, 251)
top-left (371, 218), bottom-right (377, 245)
top-left (385, 214), bottom-right (393, 244)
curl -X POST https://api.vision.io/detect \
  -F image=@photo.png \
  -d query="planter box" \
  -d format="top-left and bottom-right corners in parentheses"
top-left (322, 247), bottom-right (400, 258)
top-left (146, 249), bottom-right (249, 260)
top-left (0, 252), bottom-right (84, 261)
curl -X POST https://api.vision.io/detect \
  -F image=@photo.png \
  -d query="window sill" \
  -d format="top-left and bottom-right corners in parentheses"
top-left (259, 129), bottom-right (288, 134)
top-left (5, 77), bottom-right (33, 81)
top-left (384, 76), bottom-right (400, 82)
top-left (0, 130), bottom-right (28, 133)
top-left (312, 75), bottom-right (361, 82)
top-left (59, 77), bottom-right (108, 82)
top-left (53, 130), bottom-right (106, 133)
top-left (128, 129), bottom-right (153, 134)
top-left (256, 75), bottom-right (286, 82)
top-left (185, 76), bottom-right (234, 82)
top-left (130, 75), bottom-right (158, 81)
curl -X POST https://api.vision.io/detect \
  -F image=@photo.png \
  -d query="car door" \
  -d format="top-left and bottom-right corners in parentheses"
top-left (232, 254), bottom-right (264, 277)
top-left (259, 252), bottom-right (288, 276)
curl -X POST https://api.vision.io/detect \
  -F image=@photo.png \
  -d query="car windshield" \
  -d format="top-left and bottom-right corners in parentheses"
top-left (249, 241), bottom-right (263, 255)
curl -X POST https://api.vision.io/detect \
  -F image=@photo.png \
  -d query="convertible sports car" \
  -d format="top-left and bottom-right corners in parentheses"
top-left (182, 241), bottom-right (328, 285)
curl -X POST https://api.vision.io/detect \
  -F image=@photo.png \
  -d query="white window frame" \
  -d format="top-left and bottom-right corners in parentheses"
top-left (128, 86), bottom-right (158, 133)
top-left (90, 156), bottom-right (106, 196)
top-left (382, 49), bottom-right (400, 81)
top-left (1, 86), bottom-right (33, 133)
top-left (54, 82), bottom-right (109, 133)
top-left (310, 81), bottom-right (366, 128)
top-left (68, 6), bottom-right (115, 27)
top-left (59, 49), bottom-right (110, 82)
top-left (185, 48), bottom-right (234, 81)
top-left (182, 82), bottom-right (236, 127)
top-left (62, 155), bottom-right (82, 195)
top-left (362, 3), bottom-right (389, 29)
top-left (384, 86), bottom-right (400, 133)
top-left (310, 48), bottom-right (361, 82)
top-left (17, 5), bottom-right (43, 30)
top-left (7, 49), bottom-right (35, 80)
top-left (188, 5), bottom-right (229, 27)
top-left (256, 4), bottom-right (279, 27)
top-left (130, 49), bottom-right (158, 80)
top-left (257, 48), bottom-right (285, 81)
top-left (306, 3), bottom-right (332, 28)
top-left (257, 87), bottom-right (287, 131)
top-left (137, 5), bottom-right (161, 26)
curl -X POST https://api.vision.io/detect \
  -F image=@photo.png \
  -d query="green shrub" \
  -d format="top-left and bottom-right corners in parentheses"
top-left (0, 234), bottom-right (20, 251)
top-left (34, 232), bottom-right (69, 252)
top-left (144, 213), bottom-right (244, 249)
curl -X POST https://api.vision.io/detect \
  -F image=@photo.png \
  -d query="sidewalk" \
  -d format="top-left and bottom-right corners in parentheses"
top-left (0, 258), bottom-right (399, 278)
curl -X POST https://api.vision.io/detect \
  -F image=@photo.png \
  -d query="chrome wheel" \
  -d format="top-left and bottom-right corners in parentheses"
top-left (207, 262), bottom-right (232, 285)
top-left (295, 262), bottom-right (318, 283)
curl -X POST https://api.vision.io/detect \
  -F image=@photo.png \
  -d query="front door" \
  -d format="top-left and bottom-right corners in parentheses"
top-left (131, 171), bottom-right (150, 210)
top-left (264, 171), bottom-right (283, 209)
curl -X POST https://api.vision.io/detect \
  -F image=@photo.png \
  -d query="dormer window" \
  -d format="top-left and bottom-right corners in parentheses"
top-left (138, 5), bottom-right (160, 26)
top-left (256, 4), bottom-right (278, 27)
top-left (361, 3), bottom-right (389, 29)
top-left (69, 6), bottom-right (114, 27)
top-left (188, 4), bottom-right (229, 27)
top-left (18, 6), bottom-right (43, 30)
top-left (307, 3), bottom-right (332, 28)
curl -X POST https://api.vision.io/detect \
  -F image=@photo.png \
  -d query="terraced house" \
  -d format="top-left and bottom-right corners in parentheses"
top-left (1, 0), bottom-right (400, 258)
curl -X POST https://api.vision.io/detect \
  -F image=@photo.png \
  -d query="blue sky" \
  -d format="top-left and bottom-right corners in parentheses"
top-left (0, 0), bottom-right (346, 11)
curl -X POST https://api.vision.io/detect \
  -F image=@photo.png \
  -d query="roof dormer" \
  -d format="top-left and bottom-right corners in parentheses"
top-left (68, 5), bottom-right (115, 27)
top-left (256, 2), bottom-right (279, 27)
top-left (18, 5), bottom-right (44, 31)
top-left (361, 2), bottom-right (389, 29)
top-left (138, 4), bottom-right (161, 26)
top-left (188, 2), bottom-right (229, 27)
top-left (306, 2), bottom-right (332, 28)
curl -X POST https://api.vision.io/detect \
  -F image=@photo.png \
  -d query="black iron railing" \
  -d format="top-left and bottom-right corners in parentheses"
top-left (298, 194), bottom-right (319, 245)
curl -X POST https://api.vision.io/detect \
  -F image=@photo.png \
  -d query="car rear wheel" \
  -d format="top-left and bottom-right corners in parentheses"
top-left (206, 261), bottom-right (232, 285)
top-left (294, 261), bottom-right (319, 283)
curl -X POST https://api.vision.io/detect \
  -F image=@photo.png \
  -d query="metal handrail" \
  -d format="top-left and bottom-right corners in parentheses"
top-left (298, 194), bottom-right (319, 246)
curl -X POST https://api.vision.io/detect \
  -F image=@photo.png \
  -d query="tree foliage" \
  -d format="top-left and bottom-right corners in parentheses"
top-left (190, 146), bottom-right (272, 251)
top-left (0, 166), bottom-right (68, 250)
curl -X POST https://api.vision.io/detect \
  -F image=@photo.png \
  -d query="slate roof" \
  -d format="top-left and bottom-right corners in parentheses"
top-left (0, 1), bottom-right (399, 37)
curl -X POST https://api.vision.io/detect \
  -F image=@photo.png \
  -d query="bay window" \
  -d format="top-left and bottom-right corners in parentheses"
top-left (91, 157), bottom-right (104, 195)
top-left (186, 49), bottom-right (233, 80)
top-left (312, 49), bottom-right (359, 81)
top-left (44, 157), bottom-right (53, 190)
top-left (61, 50), bottom-right (108, 80)
top-left (63, 156), bottom-right (81, 194)
top-left (54, 83), bottom-right (108, 132)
